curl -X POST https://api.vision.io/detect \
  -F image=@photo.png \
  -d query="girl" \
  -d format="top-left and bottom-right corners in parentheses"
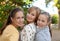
top-left (0, 8), bottom-right (24, 41)
top-left (35, 12), bottom-right (51, 41)
top-left (21, 6), bottom-right (41, 41)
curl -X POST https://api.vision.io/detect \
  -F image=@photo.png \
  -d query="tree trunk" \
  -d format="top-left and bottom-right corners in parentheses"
top-left (58, 9), bottom-right (60, 28)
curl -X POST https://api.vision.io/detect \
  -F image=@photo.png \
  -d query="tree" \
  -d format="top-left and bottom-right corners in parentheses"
top-left (52, 14), bottom-right (58, 24)
top-left (45, 0), bottom-right (60, 28)
top-left (0, 0), bottom-right (33, 28)
top-left (55, 0), bottom-right (60, 28)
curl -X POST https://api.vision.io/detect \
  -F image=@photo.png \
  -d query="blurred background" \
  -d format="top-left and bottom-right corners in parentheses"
top-left (0, 0), bottom-right (60, 41)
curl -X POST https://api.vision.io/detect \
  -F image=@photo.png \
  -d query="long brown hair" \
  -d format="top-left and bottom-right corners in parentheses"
top-left (0, 8), bottom-right (24, 35)
top-left (27, 6), bottom-right (41, 24)
top-left (48, 19), bottom-right (52, 37)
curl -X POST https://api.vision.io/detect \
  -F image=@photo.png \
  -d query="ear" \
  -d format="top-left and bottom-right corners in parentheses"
top-left (11, 17), bottom-right (13, 22)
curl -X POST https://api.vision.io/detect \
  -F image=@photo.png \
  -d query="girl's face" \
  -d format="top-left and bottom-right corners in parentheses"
top-left (37, 14), bottom-right (49, 27)
top-left (26, 9), bottom-right (36, 23)
top-left (11, 11), bottom-right (24, 27)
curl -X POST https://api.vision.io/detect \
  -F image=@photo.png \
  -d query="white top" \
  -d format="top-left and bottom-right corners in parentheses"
top-left (21, 23), bottom-right (36, 41)
top-left (35, 26), bottom-right (51, 41)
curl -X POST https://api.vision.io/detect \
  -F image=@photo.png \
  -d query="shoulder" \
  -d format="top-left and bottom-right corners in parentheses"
top-left (4, 25), bottom-right (15, 31)
top-left (24, 23), bottom-right (35, 29)
top-left (23, 23), bottom-right (36, 32)
top-left (3, 25), bottom-right (18, 35)
top-left (44, 26), bottom-right (49, 31)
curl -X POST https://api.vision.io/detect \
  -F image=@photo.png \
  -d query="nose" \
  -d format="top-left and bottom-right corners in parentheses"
top-left (39, 21), bottom-right (42, 24)
top-left (20, 18), bottom-right (24, 22)
top-left (27, 14), bottom-right (30, 16)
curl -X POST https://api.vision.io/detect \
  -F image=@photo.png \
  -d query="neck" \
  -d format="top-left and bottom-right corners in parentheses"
top-left (27, 21), bottom-right (34, 24)
top-left (37, 26), bottom-right (48, 29)
top-left (11, 23), bottom-right (17, 28)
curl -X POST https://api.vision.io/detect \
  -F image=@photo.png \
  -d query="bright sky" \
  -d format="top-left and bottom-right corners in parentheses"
top-left (31, 0), bottom-right (58, 15)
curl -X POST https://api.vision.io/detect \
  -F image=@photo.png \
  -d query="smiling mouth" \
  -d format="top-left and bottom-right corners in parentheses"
top-left (27, 17), bottom-right (32, 20)
top-left (19, 22), bottom-right (24, 24)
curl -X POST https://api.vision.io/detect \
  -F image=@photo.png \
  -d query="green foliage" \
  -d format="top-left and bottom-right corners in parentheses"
top-left (0, 22), bottom-right (3, 28)
top-left (52, 14), bottom-right (58, 24)
top-left (57, 0), bottom-right (60, 9)
top-left (54, 0), bottom-right (60, 9)
top-left (0, 0), bottom-right (33, 28)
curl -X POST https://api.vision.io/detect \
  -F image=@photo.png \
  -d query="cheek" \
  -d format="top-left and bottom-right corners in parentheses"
top-left (13, 19), bottom-right (18, 24)
top-left (26, 14), bottom-right (29, 18)
top-left (15, 18), bottom-right (20, 22)
top-left (15, 19), bottom-right (19, 23)
top-left (44, 22), bottom-right (48, 25)
top-left (41, 22), bottom-right (47, 27)
top-left (26, 15), bottom-right (30, 20)
top-left (37, 21), bottom-right (40, 26)
top-left (20, 18), bottom-right (24, 23)
top-left (21, 19), bottom-right (24, 22)
top-left (32, 16), bottom-right (36, 20)
top-left (22, 18), bottom-right (24, 21)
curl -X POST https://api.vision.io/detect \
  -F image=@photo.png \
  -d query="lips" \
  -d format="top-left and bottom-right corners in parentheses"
top-left (27, 16), bottom-right (32, 20)
top-left (19, 22), bottom-right (24, 24)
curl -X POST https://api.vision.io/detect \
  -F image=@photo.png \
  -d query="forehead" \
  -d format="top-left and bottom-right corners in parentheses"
top-left (39, 14), bottom-right (48, 19)
top-left (29, 8), bottom-right (36, 12)
top-left (15, 11), bottom-right (24, 17)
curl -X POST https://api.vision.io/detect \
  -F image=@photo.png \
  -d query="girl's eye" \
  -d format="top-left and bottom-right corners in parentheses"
top-left (31, 13), bottom-right (34, 16)
top-left (22, 17), bottom-right (24, 18)
top-left (17, 17), bottom-right (20, 19)
top-left (42, 20), bottom-right (45, 22)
